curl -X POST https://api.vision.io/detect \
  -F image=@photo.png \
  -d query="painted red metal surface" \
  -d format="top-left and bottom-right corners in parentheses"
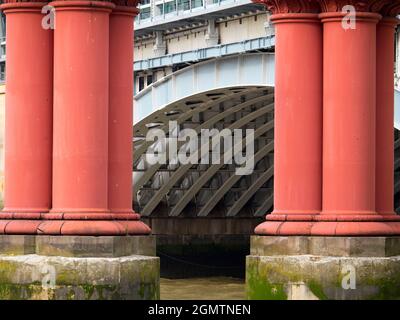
top-left (269, 13), bottom-right (323, 218)
top-left (0, 1), bottom-right (151, 236)
top-left (1, 2), bottom-right (53, 215)
top-left (108, 5), bottom-right (139, 215)
top-left (321, 11), bottom-right (379, 217)
top-left (2, 0), bottom-right (400, 236)
top-left (255, 0), bottom-right (400, 236)
top-left (376, 17), bottom-right (399, 215)
top-left (50, 0), bottom-right (113, 215)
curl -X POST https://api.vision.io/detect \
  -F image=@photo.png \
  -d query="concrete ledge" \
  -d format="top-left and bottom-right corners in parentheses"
top-left (0, 235), bottom-right (36, 255)
top-left (246, 254), bottom-right (400, 300)
top-left (251, 236), bottom-right (400, 257)
top-left (0, 235), bottom-right (156, 257)
top-left (0, 254), bottom-right (160, 300)
top-left (35, 236), bottom-right (156, 257)
top-left (247, 236), bottom-right (400, 300)
top-left (0, 235), bottom-right (160, 300)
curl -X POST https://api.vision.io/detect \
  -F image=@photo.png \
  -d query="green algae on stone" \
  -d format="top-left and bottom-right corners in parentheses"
top-left (362, 271), bottom-right (400, 300)
top-left (0, 255), bottom-right (160, 300)
top-left (307, 280), bottom-right (328, 300)
top-left (247, 254), bottom-right (400, 300)
top-left (0, 260), bottom-right (18, 283)
top-left (246, 258), bottom-right (288, 300)
top-left (0, 282), bottom-right (46, 300)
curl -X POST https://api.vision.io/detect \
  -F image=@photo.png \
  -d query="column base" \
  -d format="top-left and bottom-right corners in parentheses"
top-left (246, 235), bottom-right (400, 300)
top-left (256, 214), bottom-right (400, 236)
top-left (0, 212), bottom-right (151, 236)
top-left (0, 235), bottom-right (159, 300)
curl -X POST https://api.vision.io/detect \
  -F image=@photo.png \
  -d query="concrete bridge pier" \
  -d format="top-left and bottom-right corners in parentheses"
top-left (0, 0), bottom-right (159, 300)
top-left (248, 0), bottom-right (400, 300)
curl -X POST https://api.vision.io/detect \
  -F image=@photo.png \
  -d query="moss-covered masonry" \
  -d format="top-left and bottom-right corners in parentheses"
top-left (246, 255), bottom-right (400, 300)
top-left (0, 254), bottom-right (160, 300)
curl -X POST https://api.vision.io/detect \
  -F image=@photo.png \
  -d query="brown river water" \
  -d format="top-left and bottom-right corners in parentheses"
top-left (160, 277), bottom-right (246, 300)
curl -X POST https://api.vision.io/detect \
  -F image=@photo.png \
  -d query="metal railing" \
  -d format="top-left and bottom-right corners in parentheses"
top-left (135, 0), bottom-right (254, 29)
top-left (134, 35), bottom-right (275, 72)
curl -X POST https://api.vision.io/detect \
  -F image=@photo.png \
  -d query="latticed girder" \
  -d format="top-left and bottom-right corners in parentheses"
top-left (133, 86), bottom-right (400, 218)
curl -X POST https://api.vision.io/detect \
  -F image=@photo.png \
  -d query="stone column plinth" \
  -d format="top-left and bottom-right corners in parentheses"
top-left (0, 235), bottom-right (159, 300)
top-left (247, 235), bottom-right (400, 300)
top-left (0, 1), bottom-right (53, 233)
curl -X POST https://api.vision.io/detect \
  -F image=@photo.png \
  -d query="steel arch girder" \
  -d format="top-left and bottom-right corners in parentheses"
top-left (133, 87), bottom-right (264, 164)
top-left (140, 103), bottom-right (274, 216)
top-left (168, 116), bottom-right (274, 217)
top-left (226, 166), bottom-right (274, 217)
top-left (197, 144), bottom-right (274, 217)
top-left (254, 194), bottom-right (274, 217)
top-left (134, 93), bottom-right (274, 192)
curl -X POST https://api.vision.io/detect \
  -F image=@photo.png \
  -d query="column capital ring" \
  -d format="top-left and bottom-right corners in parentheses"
top-left (48, 1), bottom-right (115, 12)
top-left (320, 0), bottom-right (391, 13)
top-left (111, 0), bottom-right (139, 15)
top-left (0, 1), bottom-right (49, 13)
top-left (380, 0), bottom-right (400, 17)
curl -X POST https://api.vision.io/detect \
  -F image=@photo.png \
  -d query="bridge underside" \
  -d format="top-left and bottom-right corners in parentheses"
top-left (133, 86), bottom-right (400, 236)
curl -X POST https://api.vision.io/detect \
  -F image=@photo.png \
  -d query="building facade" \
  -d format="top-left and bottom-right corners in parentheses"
top-left (133, 0), bottom-right (272, 93)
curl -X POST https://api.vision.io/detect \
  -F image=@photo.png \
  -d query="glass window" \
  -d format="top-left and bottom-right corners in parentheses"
top-left (147, 74), bottom-right (153, 86)
top-left (156, 4), bottom-right (164, 15)
top-left (140, 7), bottom-right (151, 20)
top-left (191, 0), bottom-right (203, 9)
top-left (165, 1), bottom-right (177, 14)
top-left (178, 0), bottom-right (190, 11)
top-left (138, 76), bottom-right (145, 92)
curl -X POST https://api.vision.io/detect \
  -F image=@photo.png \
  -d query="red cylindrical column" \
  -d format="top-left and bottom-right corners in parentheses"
top-left (309, 7), bottom-right (400, 236)
top-left (33, 0), bottom-right (150, 235)
top-left (1, 2), bottom-right (53, 215)
top-left (254, 0), bottom-right (400, 236)
top-left (321, 12), bottom-right (378, 217)
top-left (51, 1), bottom-right (111, 215)
top-left (255, 10), bottom-right (323, 235)
top-left (108, 5), bottom-right (138, 214)
top-left (376, 17), bottom-right (398, 215)
top-left (270, 14), bottom-right (323, 216)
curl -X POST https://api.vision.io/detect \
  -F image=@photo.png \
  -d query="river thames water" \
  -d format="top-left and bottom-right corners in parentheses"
top-left (160, 277), bottom-right (246, 300)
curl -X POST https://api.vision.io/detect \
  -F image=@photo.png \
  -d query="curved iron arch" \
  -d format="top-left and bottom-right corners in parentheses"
top-left (134, 87), bottom-right (400, 217)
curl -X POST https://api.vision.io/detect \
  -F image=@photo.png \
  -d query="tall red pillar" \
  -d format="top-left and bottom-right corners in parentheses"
top-left (315, 1), bottom-right (400, 235)
top-left (254, 0), bottom-right (400, 236)
top-left (321, 10), bottom-right (378, 216)
top-left (254, 0), bottom-right (323, 235)
top-left (38, 0), bottom-right (149, 235)
top-left (51, 0), bottom-right (111, 217)
top-left (0, 1), bottom-right (53, 234)
top-left (108, 3), bottom-right (138, 215)
top-left (106, 2), bottom-right (150, 233)
top-left (376, 16), bottom-right (399, 215)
